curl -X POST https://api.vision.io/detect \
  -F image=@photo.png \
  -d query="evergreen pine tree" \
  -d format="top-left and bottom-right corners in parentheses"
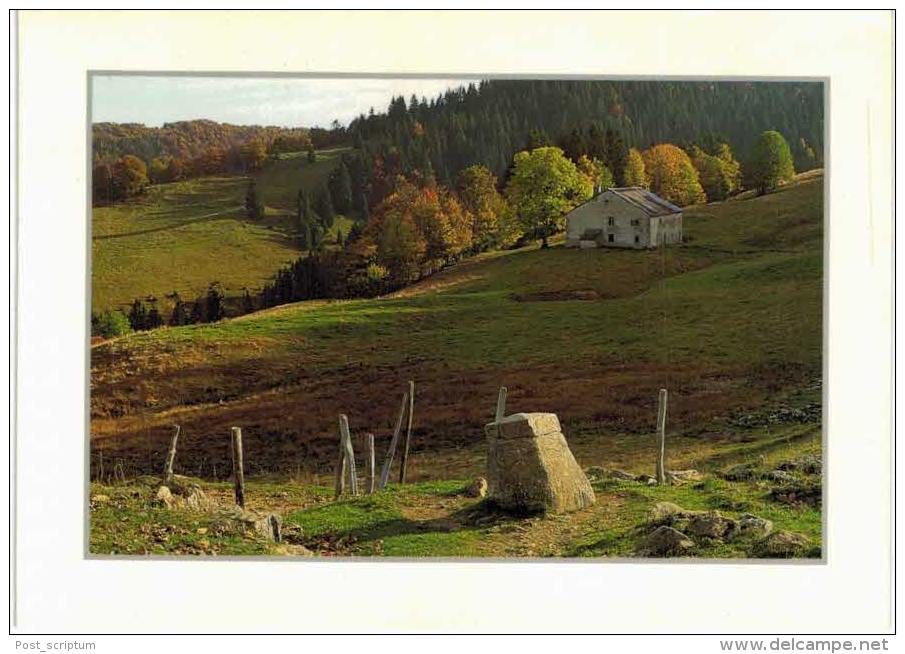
top-left (245, 180), bottom-right (262, 219)
top-left (203, 283), bottom-right (225, 322)
top-left (328, 161), bottom-right (353, 214)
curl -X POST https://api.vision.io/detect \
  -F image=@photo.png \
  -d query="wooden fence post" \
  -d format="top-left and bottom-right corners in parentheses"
top-left (656, 388), bottom-right (668, 485)
top-left (339, 414), bottom-right (358, 496)
top-left (379, 390), bottom-right (408, 489)
top-left (398, 380), bottom-right (415, 484)
top-left (366, 433), bottom-right (376, 494)
top-left (163, 424), bottom-right (180, 482)
top-left (334, 431), bottom-right (347, 500)
top-left (495, 386), bottom-right (508, 423)
top-left (230, 427), bottom-right (246, 508)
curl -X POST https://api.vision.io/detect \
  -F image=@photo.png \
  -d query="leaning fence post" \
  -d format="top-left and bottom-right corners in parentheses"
top-left (398, 380), bottom-right (415, 484)
top-left (339, 414), bottom-right (358, 496)
top-left (163, 424), bottom-right (180, 482)
top-left (656, 388), bottom-right (668, 485)
top-left (379, 390), bottom-right (408, 489)
top-left (495, 386), bottom-right (508, 423)
top-left (230, 427), bottom-right (246, 508)
top-left (366, 433), bottom-right (376, 494)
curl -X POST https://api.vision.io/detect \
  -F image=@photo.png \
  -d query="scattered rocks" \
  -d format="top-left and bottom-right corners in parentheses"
top-left (638, 526), bottom-right (695, 557)
top-left (465, 477), bottom-right (488, 498)
top-left (635, 474), bottom-right (658, 485)
top-left (730, 403), bottom-right (821, 429)
top-left (645, 501), bottom-right (778, 552)
top-left (776, 454), bottom-right (822, 475)
top-left (765, 470), bottom-right (796, 483)
top-left (152, 477), bottom-right (214, 512)
top-left (768, 480), bottom-right (822, 507)
top-left (485, 413), bottom-right (595, 514)
top-left (752, 530), bottom-right (813, 558)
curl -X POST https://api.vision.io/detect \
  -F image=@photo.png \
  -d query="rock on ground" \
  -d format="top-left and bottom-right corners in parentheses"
top-left (752, 530), bottom-right (813, 558)
top-left (154, 486), bottom-right (174, 508)
top-left (219, 506), bottom-right (284, 543)
top-left (722, 463), bottom-right (761, 481)
top-left (465, 477), bottom-right (488, 498)
top-left (666, 469), bottom-right (702, 484)
top-left (638, 526), bottom-right (695, 557)
top-left (648, 501), bottom-right (685, 522)
top-left (485, 413), bottom-right (595, 514)
top-left (648, 502), bottom-right (774, 545)
top-left (585, 467), bottom-right (635, 481)
top-left (737, 513), bottom-right (773, 537)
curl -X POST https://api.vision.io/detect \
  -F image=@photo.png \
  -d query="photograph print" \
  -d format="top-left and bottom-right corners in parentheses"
top-left (88, 75), bottom-right (824, 560)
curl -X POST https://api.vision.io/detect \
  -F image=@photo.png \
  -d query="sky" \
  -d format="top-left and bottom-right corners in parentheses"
top-left (91, 75), bottom-right (483, 128)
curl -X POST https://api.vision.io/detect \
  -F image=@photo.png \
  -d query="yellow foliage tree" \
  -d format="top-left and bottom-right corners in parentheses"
top-left (623, 148), bottom-right (648, 187)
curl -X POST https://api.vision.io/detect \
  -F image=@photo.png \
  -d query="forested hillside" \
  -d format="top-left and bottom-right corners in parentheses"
top-left (93, 120), bottom-right (314, 164)
top-left (348, 80), bottom-right (823, 183)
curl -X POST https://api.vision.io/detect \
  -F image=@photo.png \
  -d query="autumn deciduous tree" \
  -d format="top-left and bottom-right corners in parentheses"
top-left (623, 148), bottom-right (648, 188)
top-left (642, 143), bottom-right (706, 206)
top-left (505, 146), bottom-right (593, 248)
top-left (368, 176), bottom-right (473, 282)
top-left (456, 165), bottom-right (518, 252)
top-left (111, 155), bottom-right (149, 200)
top-left (370, 189), bottom-right (427, 284)
top-left (92, 161), bottom-right (114, 204)
top-left (148, 157), bottom-right (170, 184)
top-left (688, 144), bottom-right (741, 202)
top-left (576, 155), bottom-right (614, 193)
top-left (749, 130), bottom-right (795, 195)
top-left (241, 140), bottom-right (267, 172)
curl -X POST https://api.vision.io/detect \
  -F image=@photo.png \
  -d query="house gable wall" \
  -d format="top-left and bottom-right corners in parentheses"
top-left (565, 191), bottom-right (653, 249)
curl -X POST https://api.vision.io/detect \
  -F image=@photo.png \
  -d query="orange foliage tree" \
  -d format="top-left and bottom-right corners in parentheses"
top-left (641, 143), bottom-right (706, 206)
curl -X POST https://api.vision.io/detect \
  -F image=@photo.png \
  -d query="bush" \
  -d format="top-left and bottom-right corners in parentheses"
top-left (91, 310), bottom-right (132, 338)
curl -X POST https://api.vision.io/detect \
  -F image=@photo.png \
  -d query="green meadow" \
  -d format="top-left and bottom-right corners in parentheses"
top-left (91, 147), bottom-right (352, 313)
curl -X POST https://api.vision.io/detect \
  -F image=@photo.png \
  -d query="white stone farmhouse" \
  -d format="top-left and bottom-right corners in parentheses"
top-left (564, 187), bottom-right (683, 249)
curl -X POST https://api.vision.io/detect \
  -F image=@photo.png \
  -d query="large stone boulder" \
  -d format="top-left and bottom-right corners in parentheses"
top-left (484, 412), bottom-right (595, 514)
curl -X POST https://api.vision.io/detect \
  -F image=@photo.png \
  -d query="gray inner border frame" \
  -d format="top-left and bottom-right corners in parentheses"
top-left (79, 71), bottom-right (830, 566)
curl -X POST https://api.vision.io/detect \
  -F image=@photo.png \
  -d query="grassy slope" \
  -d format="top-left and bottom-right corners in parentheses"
top-left (91, 147), bottom-right (351, 313)
top-left (91, 173), bottom-right (823, 482)
top-left (90, 173), bottom-right (824, 558)
top-left (91, 421), bottom-right (821, 558)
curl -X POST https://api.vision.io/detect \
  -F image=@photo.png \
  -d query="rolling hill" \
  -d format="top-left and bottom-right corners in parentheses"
top-left (90, 172), bottom-right (823, 489)
top-left (91, 147), bottom-right (353, 313)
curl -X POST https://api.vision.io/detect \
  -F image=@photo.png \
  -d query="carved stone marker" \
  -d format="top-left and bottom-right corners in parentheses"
top-left (484, 412), bottom-right (595, 514)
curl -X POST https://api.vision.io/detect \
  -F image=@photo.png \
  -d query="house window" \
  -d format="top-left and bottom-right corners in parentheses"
top-left (634, 235), bottom-right (640, 244)
top-left (630, 219), bottom-right (639, 226)
top-left (608, 234), bottom-right (615, 243)
top-left (607, 217), bottom-right (614, 227)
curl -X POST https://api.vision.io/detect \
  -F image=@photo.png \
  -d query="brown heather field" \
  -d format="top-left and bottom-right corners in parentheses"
top-left (90, 172), bottom-right (823, 486)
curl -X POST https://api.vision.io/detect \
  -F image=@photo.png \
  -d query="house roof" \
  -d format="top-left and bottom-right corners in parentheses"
top-left (607, 187), bottom-right (683, 216)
